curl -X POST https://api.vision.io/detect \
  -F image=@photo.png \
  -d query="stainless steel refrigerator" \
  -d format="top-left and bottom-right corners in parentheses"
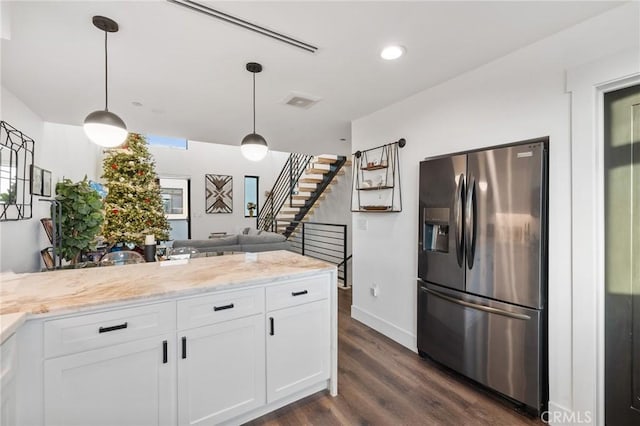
top-left (417, 138), bottom-right (548, 414)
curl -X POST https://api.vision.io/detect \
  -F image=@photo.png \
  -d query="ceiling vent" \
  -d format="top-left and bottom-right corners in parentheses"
top-left (283, 92), bottom-right (321, 110)
top-left (167, 0), bottom-right (318, 54)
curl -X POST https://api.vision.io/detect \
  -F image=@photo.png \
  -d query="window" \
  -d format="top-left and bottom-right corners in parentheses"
top-left (244, 176), bottom-right (259, 218)
top-left (146, 134), bottom-right (188, 150)
top-left (159, 178), bottom-right (189, 219)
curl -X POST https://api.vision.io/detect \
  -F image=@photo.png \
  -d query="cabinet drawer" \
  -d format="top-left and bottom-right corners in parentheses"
top-left (266, 275), bottom-right (329, 311)
top-left (177, 287), bottom-right (264, 330)
top-left (44, 301), bottom-right (175, 358)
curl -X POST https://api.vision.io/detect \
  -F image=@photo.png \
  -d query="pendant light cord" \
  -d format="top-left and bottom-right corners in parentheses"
top-left (252, 72), bottom-right (256, 133)
top-left (104, 30), bottom-right (109, 111)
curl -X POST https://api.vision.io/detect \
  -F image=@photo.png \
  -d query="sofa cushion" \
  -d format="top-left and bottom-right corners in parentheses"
top-left (241, 241), bottom-right (291, 252)
top-left (174, 235), bottom-right (238, 249)
top-left (237, 231), bottom-right (286, 245)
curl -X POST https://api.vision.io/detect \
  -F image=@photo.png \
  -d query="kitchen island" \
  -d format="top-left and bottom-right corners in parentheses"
top-left (0, 250), bottom-right (338, 426)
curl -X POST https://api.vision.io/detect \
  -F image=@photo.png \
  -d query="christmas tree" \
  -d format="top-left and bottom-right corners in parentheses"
top-left (101, 133), bottom-right (170, 246)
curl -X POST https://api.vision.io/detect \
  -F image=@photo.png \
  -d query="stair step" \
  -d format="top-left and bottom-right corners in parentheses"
top-left (298, 182), bottom-right (317, 190)
top-left (280, 206), bottom-right (301, 213)
top-left (344, 159), bottom-right (352, 166)
top-left (299, 175), bottom-right (323, 183)
top-left (292, 192), bottom-right (313, 200)
top-left (277, 213), bottom-right (297, 220)
top-left (306, 163), bottom-right (331, 174)
top-left (314, 154), bottom-right (339, 164)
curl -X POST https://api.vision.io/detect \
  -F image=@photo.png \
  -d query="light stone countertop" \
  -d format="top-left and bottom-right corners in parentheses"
top-left (0, 312), bottom-right (26, 344)
top-left (0, 251), bottom-right (335, 328)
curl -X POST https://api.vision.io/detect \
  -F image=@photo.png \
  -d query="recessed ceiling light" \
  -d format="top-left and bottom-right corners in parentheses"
top-left (380, 45), bottom-right (405, 60)
top-left (132, 101), bottom-right (143, 107)
top-left (340, 138), bottom-right (347, 142)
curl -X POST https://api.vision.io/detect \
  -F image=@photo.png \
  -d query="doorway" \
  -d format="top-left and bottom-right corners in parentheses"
top-left (604, 84), bottom-right (640, 425)
top-left (159, 178), bottom-right (191, 241)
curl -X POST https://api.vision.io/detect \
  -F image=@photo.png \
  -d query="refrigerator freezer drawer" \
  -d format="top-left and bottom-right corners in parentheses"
top-left (417, 282), bottom-right (543, 412)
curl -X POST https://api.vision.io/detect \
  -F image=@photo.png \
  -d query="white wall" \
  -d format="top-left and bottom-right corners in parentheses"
top-left (0, 86), bottom-right (101, 273)
top-left (149, 141), bottom-right (289, 239)
top-left (350, 3), bottom-right (639, 423)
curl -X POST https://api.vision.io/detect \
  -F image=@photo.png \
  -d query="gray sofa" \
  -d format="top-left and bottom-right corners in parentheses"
top-left (172, 231), bottom-right (291, 254)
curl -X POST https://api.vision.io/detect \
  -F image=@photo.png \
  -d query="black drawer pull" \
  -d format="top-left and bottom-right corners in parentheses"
top-left (291, 290), bottom-right (308, 297)
top-left (162, 340), bottom-right (168, 364)
top-left (182, 336), bottom-right (187, 359)
top-left (98, 322), bottom-right (128, 333)
top-left (213, 303), bottom-right (235, 312)
top-left (269, 317), bottom-right (274, 336)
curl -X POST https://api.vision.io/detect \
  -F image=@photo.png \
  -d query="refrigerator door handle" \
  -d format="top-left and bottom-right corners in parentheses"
top-left (454, 173), bottom-right (465, 267)
top-left (465, 177), bottom-right (476, 269)
top-left (422, 287), bottom-right (531, 320)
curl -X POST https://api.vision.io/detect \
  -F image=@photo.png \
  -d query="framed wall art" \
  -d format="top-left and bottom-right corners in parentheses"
top-left (42, 169), bottom-right (52, 197)
top-left (30, 164), bottom-right (43, 196)
top-left (205, 174), bottom-right (232, 214)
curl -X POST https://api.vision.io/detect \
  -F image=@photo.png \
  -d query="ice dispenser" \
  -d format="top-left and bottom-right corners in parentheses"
top-left (423, 208), bottom-right (449, 253)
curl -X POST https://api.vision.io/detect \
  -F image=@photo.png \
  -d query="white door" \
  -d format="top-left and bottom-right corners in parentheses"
top-left (44, 334), bottom-right (175, 426)
top-left (178, 315), bottom-right (265, 426)
top-left (266, 299), bottom-right (330, 403)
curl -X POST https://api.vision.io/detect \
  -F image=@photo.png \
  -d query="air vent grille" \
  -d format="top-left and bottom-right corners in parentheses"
top-left (283, 93), bottom-right (321, 109)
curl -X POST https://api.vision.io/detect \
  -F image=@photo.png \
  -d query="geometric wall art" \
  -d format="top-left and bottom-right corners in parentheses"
top-left (205, 174), bottom-right (232, 214)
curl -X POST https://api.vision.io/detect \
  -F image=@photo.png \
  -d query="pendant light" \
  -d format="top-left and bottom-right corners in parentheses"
top-left (240, 62), bottom-right (268, 162)
top-left (83, 16), bottom-right (128, 148)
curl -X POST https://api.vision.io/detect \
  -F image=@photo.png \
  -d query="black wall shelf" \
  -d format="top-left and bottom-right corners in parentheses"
top-left (351, 138), bottom-right (405, 213)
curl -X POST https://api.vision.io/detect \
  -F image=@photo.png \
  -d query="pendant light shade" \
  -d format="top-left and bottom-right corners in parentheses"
top-left (83, 16), bottom-right (128, 148)
top-left (84, 110), bottom-right (128, 148)
top-left (240, 133), bottom-right (268, 161)
top-left (241, 62), bottom-right (268, 162)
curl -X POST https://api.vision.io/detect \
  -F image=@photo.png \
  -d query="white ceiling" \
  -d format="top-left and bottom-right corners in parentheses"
top-left (1, 1), bottom-right (621, 155)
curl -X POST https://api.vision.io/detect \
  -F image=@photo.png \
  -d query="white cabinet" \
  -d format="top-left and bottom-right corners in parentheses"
top-left (178, 315), bottom-right (265, 425)
top-left (22, 272), bottom-right (335, 426)
top-left (44, 334), bottom-right (175, 426)
top-left (1, 334), bottom-right (17, 426)
top-left (266, 285), bottom-right (330, 403)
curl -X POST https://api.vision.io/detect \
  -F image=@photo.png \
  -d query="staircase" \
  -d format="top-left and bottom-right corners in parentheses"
top-left (258, 154), bottom-right (347, 237)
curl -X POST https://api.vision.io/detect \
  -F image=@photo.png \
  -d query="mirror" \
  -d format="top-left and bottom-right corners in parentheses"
top-left (0, 121), bottom-right (34, 221)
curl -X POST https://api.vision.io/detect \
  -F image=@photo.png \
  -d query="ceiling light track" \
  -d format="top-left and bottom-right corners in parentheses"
top-left (167, 0), bottom-right (318, 53)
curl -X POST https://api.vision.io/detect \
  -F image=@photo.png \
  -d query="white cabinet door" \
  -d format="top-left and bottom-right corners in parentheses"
top-left (1, 334), bottom-right (17, 426)
top-left (178, 314), bottom-right (265, 426)
top-left (266, 299), bottom-right (330, 403)
top-left (44, 334), bottom-right (175, 426)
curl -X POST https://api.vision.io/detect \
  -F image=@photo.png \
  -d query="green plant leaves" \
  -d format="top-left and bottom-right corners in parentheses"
top-left (54, 177), bottom-right (104, 262)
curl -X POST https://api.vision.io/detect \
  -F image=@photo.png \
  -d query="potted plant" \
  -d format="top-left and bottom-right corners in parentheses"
top-left (246, 202), bottom-right (256, 217)
top-left (55, 177), bottom-right (104, 263)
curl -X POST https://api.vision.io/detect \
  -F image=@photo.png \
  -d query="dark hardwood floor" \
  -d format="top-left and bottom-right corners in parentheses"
top-left (247, 288), bottom-right (543, 426)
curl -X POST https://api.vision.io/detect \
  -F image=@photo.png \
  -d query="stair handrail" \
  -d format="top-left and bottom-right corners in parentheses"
top-left (258, 152), bottom-right (313, 231)
top-left (280, 155), bottom-right (347, 238)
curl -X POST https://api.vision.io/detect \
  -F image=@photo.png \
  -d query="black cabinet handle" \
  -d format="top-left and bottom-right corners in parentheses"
top-left (99, 322), bottom-right (128, 333)
top-left (162, 340), bottom-right (168, 364)
top-left (181, 336), bottom-right (187, 359)
top-left (291, 290), bottom-right (308, 297)
top-left (213, 303), bottom-right (235, 312)
top-left (269, 317), bottom-right (274, 336)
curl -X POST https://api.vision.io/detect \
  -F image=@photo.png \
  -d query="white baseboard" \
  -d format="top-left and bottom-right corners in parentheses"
top-left (351, 305), bottom-right (417, 352)
top-left (545, 401), bottom-right (594, 426)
